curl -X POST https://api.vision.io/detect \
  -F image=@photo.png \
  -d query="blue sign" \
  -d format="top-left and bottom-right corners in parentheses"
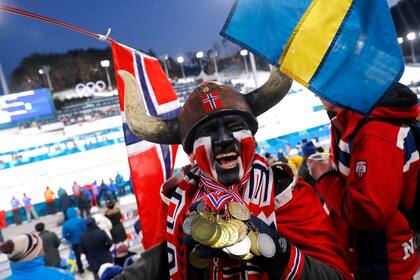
top-left (0, 88), bottom-right (55, 127)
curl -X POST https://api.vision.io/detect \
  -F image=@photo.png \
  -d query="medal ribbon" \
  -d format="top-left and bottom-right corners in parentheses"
top-left (196, 169), bottom-right (251, 211)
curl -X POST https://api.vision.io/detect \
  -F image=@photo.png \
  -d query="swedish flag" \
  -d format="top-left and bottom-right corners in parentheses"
top-left (221, 0), bottom-right (403, 115)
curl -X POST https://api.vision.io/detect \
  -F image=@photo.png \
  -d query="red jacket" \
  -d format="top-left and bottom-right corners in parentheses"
top-left (275, 173), bottom-right (352, 280)
top-left (316, 85), bottom-right (420, 279)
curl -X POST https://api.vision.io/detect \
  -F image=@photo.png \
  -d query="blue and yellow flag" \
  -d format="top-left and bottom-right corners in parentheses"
top-left (221, 0), bottom-right (404, 115)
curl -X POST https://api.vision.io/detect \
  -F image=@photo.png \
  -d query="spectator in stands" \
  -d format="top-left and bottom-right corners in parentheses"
top-left (0, 233), bottom-right (74, 280)
top-left (83, 183), bottom-right (96, 206)
top-left (0, 228), bottom-right (3, 243)
top-left (98, 180), bottom-right (111, 206)
top-left (72, 181), bottom-right (81, 197)
top-left (10, 196), bottom-right (22, 225)
top-left (22, 193), bottom-right (38, 222)
top-left (62, 208), bottom-right (86, 274)
top-left (104, 200), bottom-right (127, 244)
top-left (286, 148), bottom-right (303, 171)
top-left (44, 186), bottom-right (57, 214)
top-left (264, 152), bottom-right (277, 165)
top-left (91, 180), bottom-right (100, 207)
top-left (298, 140), bottom-right (317, 187)
top-left (80, 217), bottom-right (113, 280)
top-left (35, 222), bottom-right (61, 268)
top-left (276, 149), bottom-right (289, 164)
top-left (77, 188), bottom-right (91, 218)
top-left (91, 206), bottom-right (113, 240)
top-left (115, 172), bottom-right (125, 197)
top-left (108, 178), bottom-right (118, 200)
top-left (57, 188), bottom-right (74, 220)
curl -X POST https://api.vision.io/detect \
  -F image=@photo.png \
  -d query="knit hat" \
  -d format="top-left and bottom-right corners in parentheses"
top-left (85, 216), bottom-right (96, 226)
top-left (98, 263), bottom-right (123, 280)
top-left (302, 141), bottom-right (316, 157)
top-left (0, 233), bottom-right (43, 262)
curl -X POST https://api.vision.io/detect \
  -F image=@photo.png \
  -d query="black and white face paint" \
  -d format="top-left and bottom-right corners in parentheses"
top-left (192, 115), bottom-right (255, 186)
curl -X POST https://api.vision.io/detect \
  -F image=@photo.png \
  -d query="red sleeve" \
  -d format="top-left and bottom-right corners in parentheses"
top-left (276, 179), bottom-right (351, 279)
top-left (317, 133), bottom-right (404, 231)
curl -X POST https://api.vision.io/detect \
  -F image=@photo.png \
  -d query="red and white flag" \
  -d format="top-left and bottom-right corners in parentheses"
top-left (111, 40), bottom-right (181, 249)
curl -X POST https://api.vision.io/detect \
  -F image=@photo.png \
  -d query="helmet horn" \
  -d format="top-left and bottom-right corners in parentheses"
top-left (119, 70), bottom-right (181, 144)
top-left (245, 68), bottom-right (292, 116)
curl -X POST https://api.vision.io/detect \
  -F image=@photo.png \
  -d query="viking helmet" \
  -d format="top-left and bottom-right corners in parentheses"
top-left (119, 68), bottom-right (292, 154)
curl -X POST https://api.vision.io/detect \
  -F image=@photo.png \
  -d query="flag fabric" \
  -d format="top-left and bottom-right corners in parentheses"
top-left (221, 0), bottom-right (404, 115)
top-left (65, 251), bottom-right (76, 275)
top-left (111, 40), bottom-right (181, 250)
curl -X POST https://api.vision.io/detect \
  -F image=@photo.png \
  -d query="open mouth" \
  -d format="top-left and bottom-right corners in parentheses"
top-left (214, 151), bottom-right (239, 169)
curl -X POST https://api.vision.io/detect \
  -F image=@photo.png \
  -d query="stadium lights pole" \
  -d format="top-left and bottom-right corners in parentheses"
top-left (209, 51), bottom-right (219, 81)
top-left (177, 56), bottom-right (186, 79)
top-left (240, 49), bottom-right (250, 77)
top-left (249, 52), bottom-right (259, 87)
top-left (161, 54), bottom-right (170, 78)
top-left (100, 60), bottom-right (113, 91)
top-left (196, 51), bottom-right (204, 73)
top-left (407, 32), bottom-right (417, 63)
top-left (39, 65), bottom-right (53, 91)
top-left (0, 61), bottom-right (10, 95)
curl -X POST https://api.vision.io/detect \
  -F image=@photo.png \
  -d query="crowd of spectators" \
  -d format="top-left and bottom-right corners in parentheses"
top-left (0, 171), bottom-right (139, 279)
top-left (3, 172), bottom-right (131, 227)
top-left (0, 202), bottom-right (140, 280)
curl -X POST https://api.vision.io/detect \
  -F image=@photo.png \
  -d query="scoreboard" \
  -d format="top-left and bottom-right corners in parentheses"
top-left (0, 88), bottom-right (55, 127)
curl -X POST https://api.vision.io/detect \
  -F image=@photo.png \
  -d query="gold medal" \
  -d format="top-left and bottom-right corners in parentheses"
top-left (228, 202), bottom-right (251, 221)
top-left (191, 217), bottom-right (218, 245)
top-left (189, 248), bottom-right (211, 269)
top-left (248, 230), bottom-right (261, 256)
top-left (228, 219), bottom-right (248, 242)
top-left (241, 252), bottom-right (254, 261)
top-left (223, 222), bottom-right (240, 246)
top-left (206, 223), bottom-right (222, 246)
top-left (210, 223), bottom-right (230, 248)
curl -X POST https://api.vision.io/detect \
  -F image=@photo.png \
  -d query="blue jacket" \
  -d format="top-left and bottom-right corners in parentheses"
top-left (22, 197), bottom-right (31, 207)
top-left (62, 208), bottom-right (85, 245)
top-left (109, 181), bottom-right (116, 192)
top-left (10, 199), bottom-right (20, 209)
top-left (5, 256), bottom-right (74, 280)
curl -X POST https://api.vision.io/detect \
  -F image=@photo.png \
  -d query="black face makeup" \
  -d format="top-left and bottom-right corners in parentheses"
top-left (194, 115), bottom-right (250, 186)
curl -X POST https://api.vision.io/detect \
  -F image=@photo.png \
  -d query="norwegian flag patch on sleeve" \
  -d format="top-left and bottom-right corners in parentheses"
top-left (355, 160), bottom-right (367, 179)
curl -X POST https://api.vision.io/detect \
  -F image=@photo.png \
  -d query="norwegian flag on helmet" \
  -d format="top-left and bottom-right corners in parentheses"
top-left (201, 92), bottom-right (222, 112)
top-left (111, 40), bottom-right (181, 250)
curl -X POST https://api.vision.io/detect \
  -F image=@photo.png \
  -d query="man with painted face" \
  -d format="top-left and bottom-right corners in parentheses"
top-left (116, 70), bottom-right (352, 280)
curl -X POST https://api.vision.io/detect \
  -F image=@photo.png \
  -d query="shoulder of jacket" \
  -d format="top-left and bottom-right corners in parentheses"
top-left (355, 120), bottom-right (401, 146)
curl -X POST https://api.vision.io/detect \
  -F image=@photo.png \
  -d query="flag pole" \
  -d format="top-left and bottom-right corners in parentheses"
top-left (0, 4), bottom-right (112, 43)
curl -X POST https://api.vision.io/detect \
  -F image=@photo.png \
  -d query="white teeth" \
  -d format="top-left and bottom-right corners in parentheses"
top-left (220, 161), bottom-right (238, 169)
top-left (215, 152), bottom-right (238, 159)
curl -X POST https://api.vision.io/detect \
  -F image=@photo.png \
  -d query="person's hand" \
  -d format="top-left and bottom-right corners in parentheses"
top-left (307, 157), bottom-right (332, 180)
top-left (248, 215), bottom-right (290, 278)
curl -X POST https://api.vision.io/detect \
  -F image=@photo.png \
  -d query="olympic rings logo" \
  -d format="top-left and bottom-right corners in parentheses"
top-left (75, 81), bottom-right (106, 95)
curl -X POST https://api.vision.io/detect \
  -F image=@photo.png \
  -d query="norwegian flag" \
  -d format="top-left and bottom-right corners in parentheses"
top-left (111, 40), bottom-right (181, 250)
top-left (201, 91), bottom-right (222, 112)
